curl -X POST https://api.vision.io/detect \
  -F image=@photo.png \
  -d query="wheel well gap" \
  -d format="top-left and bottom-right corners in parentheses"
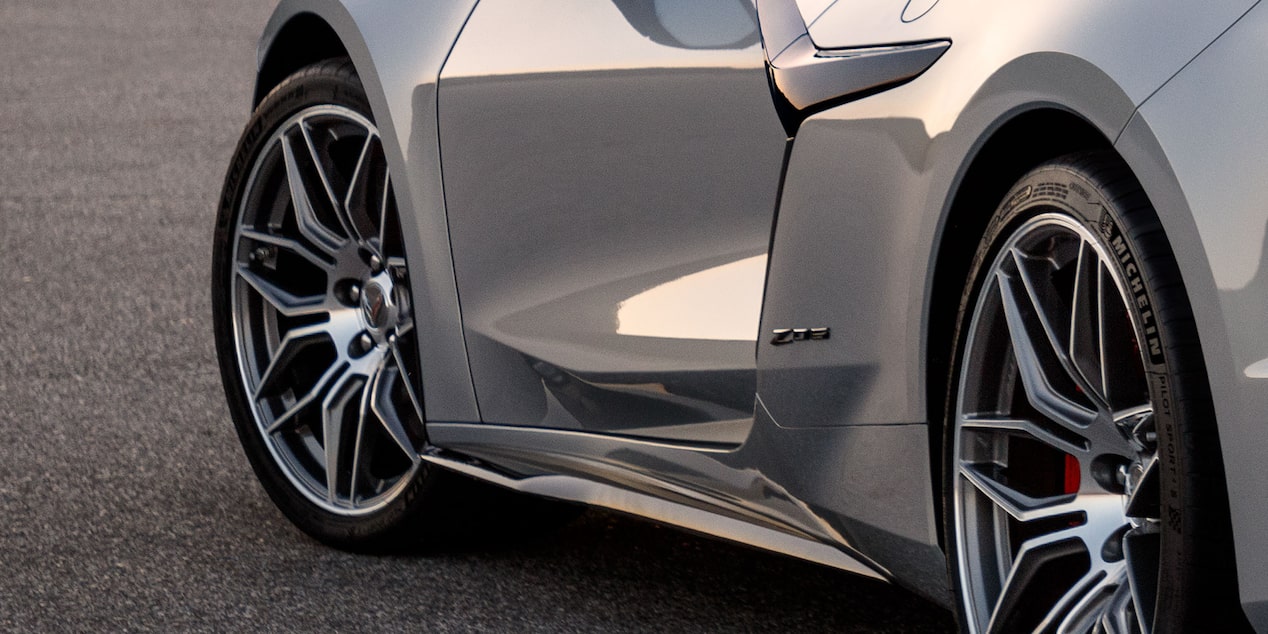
top-left (255, 13), bottom-right (349, 106)
top-left (925, 108), bottom-right (1112, 540)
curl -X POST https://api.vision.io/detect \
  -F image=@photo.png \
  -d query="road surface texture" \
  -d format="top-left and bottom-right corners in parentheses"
top-left (0, 2), bottom-right (956, 632)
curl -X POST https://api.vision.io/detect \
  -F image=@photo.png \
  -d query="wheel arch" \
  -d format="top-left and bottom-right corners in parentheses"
top-left (254, 12), bottom-right (349, 106)
top-left (923, 107), bottom-right (1115, 536)
top-left (247, 0), bottom-right (487, 424)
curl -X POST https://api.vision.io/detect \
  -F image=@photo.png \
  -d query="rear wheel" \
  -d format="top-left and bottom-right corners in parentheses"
top-left (945, 153), bottom-right (1248, 633)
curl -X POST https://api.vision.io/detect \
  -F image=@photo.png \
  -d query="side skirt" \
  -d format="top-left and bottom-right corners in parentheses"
top-left (423, 422), bottom-right (886, 582)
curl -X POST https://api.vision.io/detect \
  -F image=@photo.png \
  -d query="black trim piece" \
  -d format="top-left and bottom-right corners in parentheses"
top-left (757, 136), bottom-right (796, 360)
top-left (756, 0), bottom-right (950, 135)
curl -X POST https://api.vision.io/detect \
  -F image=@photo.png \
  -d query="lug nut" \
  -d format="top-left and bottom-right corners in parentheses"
top-left (349, 332), bottom-right (375, 357)
top-left (369, 254), bottom-right (384, 274)
top-left (348, 283), bottom-right (361, 303)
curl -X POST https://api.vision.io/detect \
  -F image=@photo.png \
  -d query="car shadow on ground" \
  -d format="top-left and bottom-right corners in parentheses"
top-left (403, 505), bottom-right (957, 633)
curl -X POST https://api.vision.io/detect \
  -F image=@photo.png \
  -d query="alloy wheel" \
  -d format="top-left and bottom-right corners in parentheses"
top-left (954, 214), bottom-right (1161, 633)
top-left (229, 104), bottom-right (425, 516)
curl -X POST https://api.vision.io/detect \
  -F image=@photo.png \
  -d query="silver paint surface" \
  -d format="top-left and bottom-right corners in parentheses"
top-left (250, 0), bottom-right (1268, 625)
top-left (757, 0), bottom-right (1250, 429)
top-left (436, 0), bottom-right (787, 442)
top-left (259, 0), bottom-right (482, 423)
top-left (1119, 3), bottom-right (1268, 625)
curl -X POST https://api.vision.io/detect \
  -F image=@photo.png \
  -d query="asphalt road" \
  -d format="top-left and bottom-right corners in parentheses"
top-left (0, 2), bottom-right (955, 632)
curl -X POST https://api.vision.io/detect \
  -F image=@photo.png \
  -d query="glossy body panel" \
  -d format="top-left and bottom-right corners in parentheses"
top-left (807, 0), bottom-right (1253, 109)
top-left (247, 0), bottom-right (1268, 626)
top-left (759, 56), bottom-right (1137, 429)
top-left (793, 0), bottom-right (835, 29)
top-left (1118, 4), bottom-right (1268, 624)
top-left (751, 1), bottom-right (1261, 616)
top-left (436, 0), bottom-right (787, 441)
top-left (258, 0), bottom-right (482, 423)
top-left (754, 0), bottom-right (1266, 620)
top-left (755, 0), bottom-right (1250, 429)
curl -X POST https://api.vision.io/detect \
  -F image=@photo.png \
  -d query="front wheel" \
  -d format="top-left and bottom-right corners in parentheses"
top-left (212, 59), bottom-right (444, 549)
top-left (944, 153), bottom-right (1248, 633)
top-left (212, 59), bottom-right (574, 550)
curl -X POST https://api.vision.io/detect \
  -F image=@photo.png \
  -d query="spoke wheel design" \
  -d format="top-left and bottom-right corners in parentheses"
top-left (954, 213), bottom-right (1160, 634)
top-left (230, 104), bottom-right (424, 517)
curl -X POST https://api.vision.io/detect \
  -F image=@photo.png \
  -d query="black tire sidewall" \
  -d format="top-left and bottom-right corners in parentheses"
top-left (943, 155), bottom-right (1241, 632)
top-left (212, 60), bottom-right (437, 550)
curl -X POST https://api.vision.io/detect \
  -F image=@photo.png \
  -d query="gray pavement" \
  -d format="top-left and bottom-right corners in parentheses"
top-left (0, 1), bottom-right (955, 631)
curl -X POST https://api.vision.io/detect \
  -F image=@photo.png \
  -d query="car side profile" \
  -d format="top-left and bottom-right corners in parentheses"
top-left (211, 1), bottom-right (1268, 631)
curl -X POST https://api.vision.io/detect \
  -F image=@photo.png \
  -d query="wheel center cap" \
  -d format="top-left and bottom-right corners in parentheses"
top-left (361, 281), bottom-right (392, 331)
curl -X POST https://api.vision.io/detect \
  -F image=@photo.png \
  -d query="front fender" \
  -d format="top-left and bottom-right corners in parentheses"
top-left (257, 0), bottom-right (482, 423)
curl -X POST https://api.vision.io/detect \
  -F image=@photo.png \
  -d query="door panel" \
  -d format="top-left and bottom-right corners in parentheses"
top-left (438, 0), bottom-right (787, 442)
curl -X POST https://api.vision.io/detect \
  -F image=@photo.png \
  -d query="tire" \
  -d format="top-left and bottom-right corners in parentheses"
top-left (942, 152), bottom-right (1249, 633)
top-left (212, 59), bottom-right (574, 551)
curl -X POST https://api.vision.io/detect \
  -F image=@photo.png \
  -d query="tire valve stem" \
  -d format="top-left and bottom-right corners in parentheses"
top-left (249, 246), bottom-right (277, 268)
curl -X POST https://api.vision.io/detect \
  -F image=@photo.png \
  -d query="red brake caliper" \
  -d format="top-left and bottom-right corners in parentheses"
top-left (1063, 454), bottom-right (1081, 495)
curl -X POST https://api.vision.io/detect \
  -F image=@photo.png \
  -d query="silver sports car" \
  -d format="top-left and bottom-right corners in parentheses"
top-left (211, 1), bottom-right (1268, 631)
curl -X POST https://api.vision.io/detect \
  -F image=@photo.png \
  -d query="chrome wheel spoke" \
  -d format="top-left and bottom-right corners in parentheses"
top-left (368, 357), bottom-right (421, 464)
top-left (999, 265), bottom-right (1137, 460)
top-left (232, 105), bottom-right (424, 516)
top-left (320, 368), bottom-right (364, 505)
top-left (298, 121), bottom-right (358, 241)
top-left (347, 381), bottom-right (371, 505)
top-left (986, 535), bottom-right (1084, 633)
top-left (281, 133), bottom-right (346, 256)
top-left (389, 338), bottom-right (426, 423)
top-left (1116, 404), bottom-right (1156, 456)
top-left (237, 264), bottom-right (328, 318)
top-left (1123, 529), bottom-right (1160, 634)
top-left (983, 535), bottom-right (1085, 634)
top-left (1114, 404), bottom-right (1154, 428)
top-left (1096, 581), bottom-right (1138, 634)
top-left (341, 134), bottom-right (384, 246)
top-left (378, 171), bottom-right (393, 249)
top-left (240, 227), bottom-right (333, 271)
top-left (394, 316), bottom-right (415, 338)
top-left (1045, 568), bottom-right (1121, 634)
top-left (997, 269), bottom-right (1098, 429)
top-left (961, 414), bottom-right (1088, 456)
top-left (266, 361), bottom-right (348, 434)
top-left (253, 323), bottom-right (330, 399)
top-left (1010, 247), bottom-right (1107, 408)
top-left (1067, 243), bottom-right (1108, 400)
top-left (1125, 453), bottom-right (1160, 518)
top-left (989, 513), bottom-right (1133, 633)
top-left (956, 214), bottom-right (1159, 634)
top-left (961, 463), bottom-right (1080, 523)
